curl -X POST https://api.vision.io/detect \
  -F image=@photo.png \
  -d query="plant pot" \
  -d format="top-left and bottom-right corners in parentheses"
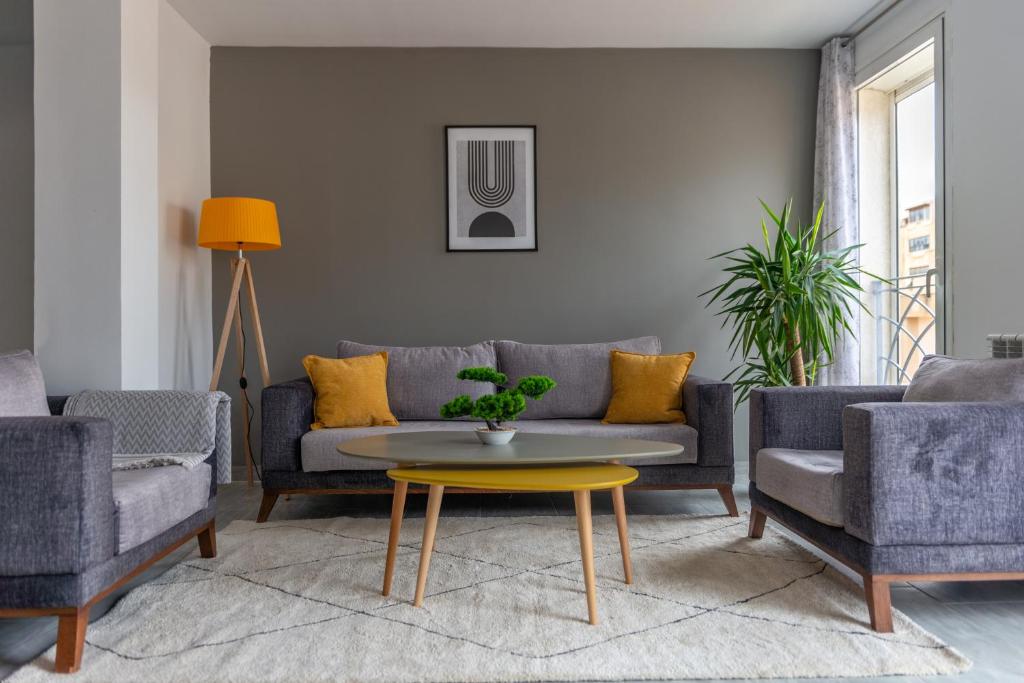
top-left (474, 427), bottom-right (517, 445)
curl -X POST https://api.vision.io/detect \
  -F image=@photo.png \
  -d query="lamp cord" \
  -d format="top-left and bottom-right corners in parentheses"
top-left (237, 296), bottom-right (262, 482)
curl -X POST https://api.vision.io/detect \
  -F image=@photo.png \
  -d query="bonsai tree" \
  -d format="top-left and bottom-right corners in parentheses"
top-left (701, 199), bottom-right (878, 405)
top-left (440, 367), bottom-right (556, 431)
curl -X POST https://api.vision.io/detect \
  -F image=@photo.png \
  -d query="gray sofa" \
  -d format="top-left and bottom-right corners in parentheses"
top-left (260, 337), bottom-right (734, 521)
top-left (0, 351), bottom-right (229, 673)
top-left (748, 364), bottom-right (1024, 632)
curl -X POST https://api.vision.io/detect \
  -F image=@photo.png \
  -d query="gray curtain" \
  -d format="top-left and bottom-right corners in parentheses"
top-left (813, 37), bottom-right (859, 385)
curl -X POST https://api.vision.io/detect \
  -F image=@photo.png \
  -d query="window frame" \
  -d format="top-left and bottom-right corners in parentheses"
top-left (856, 16), bottom-right (948, 358)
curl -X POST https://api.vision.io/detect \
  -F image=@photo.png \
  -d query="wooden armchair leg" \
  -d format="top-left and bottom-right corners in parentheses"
top-left (865, 576), bottom-right (894, 633)
top-left (257, 491), bottom-right (279, 523)
top-left (198, 520), bottom-right (217, 558)
top-left (748, 508), bottom-right (767, 538)
top-left (55, 608), bottom-right (90, 673)
top-left (716, 485), bottom-right (739, 517)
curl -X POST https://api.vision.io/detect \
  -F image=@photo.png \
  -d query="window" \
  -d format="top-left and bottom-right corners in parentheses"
top-left (856, 24), bottom-right (944, 385)
top-left (908, 206), bottom-right (930, 223)
top-left (909, 236), bottom-right (930, 252)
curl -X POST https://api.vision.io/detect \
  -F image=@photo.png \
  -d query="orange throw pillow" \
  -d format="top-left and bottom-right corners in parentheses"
top-left (602, 350), bottom-right (695, 424)
top-left (302, 352), bottom-right (399, 429)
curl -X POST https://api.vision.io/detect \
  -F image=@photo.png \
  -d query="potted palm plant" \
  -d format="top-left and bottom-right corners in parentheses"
top-left (701, 199), bottom-right (876, 405)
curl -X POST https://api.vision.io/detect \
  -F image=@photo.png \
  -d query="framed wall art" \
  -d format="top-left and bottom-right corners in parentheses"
top-left (445, 125), bottom-right (537, 252)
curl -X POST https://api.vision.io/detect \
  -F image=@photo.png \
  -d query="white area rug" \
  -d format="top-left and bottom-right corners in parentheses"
top-left (11, 514), bottom-right (969, 681)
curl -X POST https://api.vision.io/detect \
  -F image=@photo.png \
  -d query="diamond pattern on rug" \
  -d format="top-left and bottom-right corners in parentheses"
top-left (8, 514), bottom-right (971, 682)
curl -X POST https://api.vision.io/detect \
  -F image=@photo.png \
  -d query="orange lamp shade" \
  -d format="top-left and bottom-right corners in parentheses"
top-left (198, 197), bottom-right (282, 251)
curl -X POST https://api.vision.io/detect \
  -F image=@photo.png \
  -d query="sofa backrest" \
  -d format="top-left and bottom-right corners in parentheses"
top-left (495, 337), bottom-right (662, 419)
top-left (337, 340), bottom-right (497, 420)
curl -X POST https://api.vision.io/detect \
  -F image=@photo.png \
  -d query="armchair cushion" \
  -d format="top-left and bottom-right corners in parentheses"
top-left (749, 385), bottom-right (905, 481)
top-left (112, 463), bottom-right (211, 553)
top-left (0, 349), bottom-right (49, 417)
top-left (904, 355), bottom-right (1024, 402)
top-left (843, 401), bottom-right (1024, 545)
top-left (756, 449), bottom-right (844, 527)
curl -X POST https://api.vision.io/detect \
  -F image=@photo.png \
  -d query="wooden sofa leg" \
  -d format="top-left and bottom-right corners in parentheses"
top-left (716, 485), bottom-right (739, 517)
top-left (198, 520), bottom-right (217, 558)
top-left (865, 576), bottom-right (894, 633)
top-left (55, 608), bottom-right (89, 674)
top-left (257, 492), bottom-right (279, 523)
top-left (748, 508), bottom-right (767, 539)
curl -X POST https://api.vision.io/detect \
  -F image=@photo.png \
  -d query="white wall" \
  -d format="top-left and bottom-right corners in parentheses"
top-left (121, 0), bottom-right (161, 389)
top-left (158, 1), bottom-right (212, 390)
top-left (856, 0), bottom-right (1024, 358)
top-left (34, 0), bottom-right (123, 393)
top-left (34, 0), bottom-right (212, 393)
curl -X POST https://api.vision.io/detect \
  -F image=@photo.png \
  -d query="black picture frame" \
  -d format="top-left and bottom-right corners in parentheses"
top-left (444, 125), bottom-right (538, 252)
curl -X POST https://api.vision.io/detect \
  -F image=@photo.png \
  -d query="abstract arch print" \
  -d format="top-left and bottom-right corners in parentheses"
top-left (467, 141), bottom-right (515, 208)
top-left (467, 140), bottom-right (516, 236)
top-left (446, 126), bottom-right (537, 251)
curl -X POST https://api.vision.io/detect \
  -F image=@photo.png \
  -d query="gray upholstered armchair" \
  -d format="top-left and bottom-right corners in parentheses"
top-left (0, 351), bottom-right (230, 673)
top-left (747, 374), bottom-right (1024, 633)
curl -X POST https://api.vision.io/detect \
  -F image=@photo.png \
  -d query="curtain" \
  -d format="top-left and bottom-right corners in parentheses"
top-left (813, 37), bottom-right (859, 385)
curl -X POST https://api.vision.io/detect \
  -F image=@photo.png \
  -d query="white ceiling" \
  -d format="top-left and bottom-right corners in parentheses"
top-left (168, 0), bottom-right (886, 49)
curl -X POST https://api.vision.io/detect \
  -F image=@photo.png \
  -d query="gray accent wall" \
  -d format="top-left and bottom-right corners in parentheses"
top-left (210, 47), bottom-right (819, 467)
top-left (0, 0), bottom-right (33, 353)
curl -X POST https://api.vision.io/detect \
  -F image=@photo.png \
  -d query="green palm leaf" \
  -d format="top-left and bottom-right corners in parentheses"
top-left (700, 199), bottom-right (882, 407)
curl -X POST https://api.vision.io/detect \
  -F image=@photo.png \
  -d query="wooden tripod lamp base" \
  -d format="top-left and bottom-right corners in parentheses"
top-left (198, 197), bottom-right (282, 488)
top-left (210, 256), bottom-right (271, 486)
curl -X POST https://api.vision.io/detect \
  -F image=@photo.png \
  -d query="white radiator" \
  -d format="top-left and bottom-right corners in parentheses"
top-left (987, 334), bottom-right (1024, 358)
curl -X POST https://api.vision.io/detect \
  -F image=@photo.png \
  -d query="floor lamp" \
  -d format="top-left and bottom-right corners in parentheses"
top-left (198, 197), bottom-right (281, 486)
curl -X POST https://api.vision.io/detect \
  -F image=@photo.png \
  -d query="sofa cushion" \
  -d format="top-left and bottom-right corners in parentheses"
top-left (495, 337), bottom-right (662, 419)
top-left (337, 340), bottom-right (496, 419)
top-left (903, 354), bottom-right (1024, 402)
top-left (301, 419), bottom-right (696, 472)
top-left (0, 349), bottom-right (49, 417)
top-left (756, 449), bottom-right (844, 527)
top-left (112, 463), bottom-right (211, 553)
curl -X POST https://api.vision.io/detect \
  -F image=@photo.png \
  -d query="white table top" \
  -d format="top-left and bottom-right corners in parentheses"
top-left (336, 431), bottom-right (683, 465)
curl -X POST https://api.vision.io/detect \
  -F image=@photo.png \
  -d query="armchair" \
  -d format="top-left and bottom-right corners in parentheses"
top-left (0, 385), bottom-right (230, 673)
top-left (748, 385), bottom-right (1024, 632)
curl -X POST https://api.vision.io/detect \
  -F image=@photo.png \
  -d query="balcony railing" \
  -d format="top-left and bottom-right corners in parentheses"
top-left (872, 270), bottom-right (937, 384)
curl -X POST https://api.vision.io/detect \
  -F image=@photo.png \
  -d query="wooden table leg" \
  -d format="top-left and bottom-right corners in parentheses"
top-left (574, 489), bottom-right (599, 625)
top-left (610, 485), bottom-right (633, 584)
top-left (382, 480), bottom-right (409, 597)
top-left (413, 484), bottom-right (444, 607)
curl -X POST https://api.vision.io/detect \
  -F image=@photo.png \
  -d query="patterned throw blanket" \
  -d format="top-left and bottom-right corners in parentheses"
top-left (63, 390), bottom-right (230, 478)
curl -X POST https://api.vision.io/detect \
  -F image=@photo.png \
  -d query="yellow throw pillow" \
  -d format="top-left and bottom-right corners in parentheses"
top-left (302, 352), bottom-right (399, 429)
top-left (602, 350), bottom-right (695, 424)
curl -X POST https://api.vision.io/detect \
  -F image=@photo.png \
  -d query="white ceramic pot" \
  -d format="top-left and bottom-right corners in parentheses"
top-left (474, 427), bottom-right (517, 445)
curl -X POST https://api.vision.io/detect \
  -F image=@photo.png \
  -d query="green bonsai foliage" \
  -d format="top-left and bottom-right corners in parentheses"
top-left (440, 367), bottom-right (556, 431)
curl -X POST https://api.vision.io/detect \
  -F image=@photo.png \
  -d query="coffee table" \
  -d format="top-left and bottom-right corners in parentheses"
top-left (337, 431), bottom-right (684, 625)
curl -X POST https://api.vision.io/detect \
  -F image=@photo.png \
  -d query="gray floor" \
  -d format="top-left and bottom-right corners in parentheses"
top-left (2, 478), bottom-right (1022, 682)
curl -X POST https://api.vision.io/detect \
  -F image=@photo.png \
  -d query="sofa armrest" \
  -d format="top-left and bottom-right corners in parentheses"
top-left (843, 401), bottom-right (1024, 546)
top-left (682, 375), bottom-right (733, 467)
top-left (261, 377), bottom-right (314, 472)
top-left (749, 385), bottom-right (905, 481)
top-left (0, 417), bottom-right (116, 576)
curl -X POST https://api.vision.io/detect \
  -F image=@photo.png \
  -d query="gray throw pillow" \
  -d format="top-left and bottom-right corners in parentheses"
top-left (336, 340), bottom-right (497, 420)
top-left (495, 336), bottom-right (662, 419)
top-left (0, 349), bottom-right (50, 417)
top-left (903, 354), bottom-right (1024, 402)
